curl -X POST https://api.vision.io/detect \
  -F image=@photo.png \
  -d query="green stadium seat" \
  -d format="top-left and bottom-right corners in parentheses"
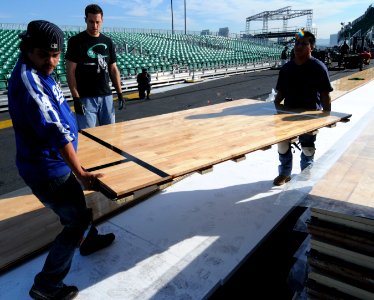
top-left (127, 65), bottom-right (135, 76)
top-left (120, 67), bottom-right (129, 77)
top-left (0, 80), bottom-right (7, 90)
top-left (0, 28), bottom-right (285, 81)
top-left (56, 69), bottom-right (66, 76)
top-left (58, 74), bottom-right (68, 85)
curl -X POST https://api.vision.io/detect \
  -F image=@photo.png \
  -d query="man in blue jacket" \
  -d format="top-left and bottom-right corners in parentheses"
top-left (8, 20), bottom-right (115, 300)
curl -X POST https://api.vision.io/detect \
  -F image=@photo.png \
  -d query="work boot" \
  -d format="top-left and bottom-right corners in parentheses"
top-left (79, 226), bottom-right (115, 256)
top-left (273, 174), bottom-right (291, 186)
top-left (29, 284), bottom-right (78, 300)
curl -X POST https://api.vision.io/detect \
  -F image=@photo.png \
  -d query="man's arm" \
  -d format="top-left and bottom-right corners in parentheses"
top-left (109, 63), bottom-right (124, 109)
top-left (66, 60), bottom-right (86, 115)
top-left (320, 91), bottom-right (331, 111)
top-left (59, 142), bottom-right (102, 190)
top-left (66, 60), bottom-right (79, 98)
top-left (274, 90), bottom-right (284, 108)
top-left (109, 63), bottom-right (123, 98)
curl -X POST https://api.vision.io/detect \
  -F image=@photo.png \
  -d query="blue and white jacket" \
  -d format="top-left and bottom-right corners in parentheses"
top-left (8, 55), bottom-right (78, 185)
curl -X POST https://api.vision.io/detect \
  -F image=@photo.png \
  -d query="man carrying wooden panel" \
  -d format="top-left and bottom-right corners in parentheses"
top-left (8, 20), bottom-right (115, 300)
top-left (273, 30), bottom-right (333, 186)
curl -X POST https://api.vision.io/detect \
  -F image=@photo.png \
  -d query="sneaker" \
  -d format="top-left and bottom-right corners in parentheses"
top-left (273, 174), bottom-right (291, 186)
top-left (29, 284), bottom-right (78, 300)
top-left (80, 227), bottom-right (115, 256)
top-left (146, 96), bottom-right (150, 100)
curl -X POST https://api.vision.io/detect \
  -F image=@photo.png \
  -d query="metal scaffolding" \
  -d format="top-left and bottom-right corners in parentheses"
top-left (245, 6), bottom-right (313, 34)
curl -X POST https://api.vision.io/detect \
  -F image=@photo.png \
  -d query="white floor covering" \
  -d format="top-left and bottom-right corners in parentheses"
top-left (1, 80), bottom-right (374, 300)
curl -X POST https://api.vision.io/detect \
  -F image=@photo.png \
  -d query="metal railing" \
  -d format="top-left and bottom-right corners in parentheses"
top-left (0, 60), bottom-right (278, 112)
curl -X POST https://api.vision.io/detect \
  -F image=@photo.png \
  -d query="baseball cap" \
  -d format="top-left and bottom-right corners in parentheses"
top-left (19, 20), bottom-right (64, 52)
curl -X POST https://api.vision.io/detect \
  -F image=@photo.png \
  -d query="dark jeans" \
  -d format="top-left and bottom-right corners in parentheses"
top-left (278, 133), bottom-right (317, 176)
top-left (27, 172), bottom-right (92, 294)
top-left (138, 85), bottom-right (150, 99)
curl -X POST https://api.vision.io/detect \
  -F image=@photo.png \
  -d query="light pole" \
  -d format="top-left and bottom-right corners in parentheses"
top-left (347, 22), bottom-right (352, 43)
top-left (171, 0), bottom-right (174, 34)
top-left (340, 22), bottom-right (346, 42)
top-left (341, 22), bottom-right (352, 43)
top-left (184, 0), bottom-right (187, 34)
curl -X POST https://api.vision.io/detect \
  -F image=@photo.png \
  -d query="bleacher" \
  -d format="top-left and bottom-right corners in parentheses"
top-left (0, 29), bottom-right (22, 90)
top-left (1, 4), bottom-right (374, 93)
top-left (338, 5), bottom-right (374, 45)
top-left (107, 32), bottom-right (282, 76)
top-left (0, 27), bottom-right (283, 92)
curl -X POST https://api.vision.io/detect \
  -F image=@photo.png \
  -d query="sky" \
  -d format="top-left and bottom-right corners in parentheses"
top-left (0, 0), bottom-right (372, 39)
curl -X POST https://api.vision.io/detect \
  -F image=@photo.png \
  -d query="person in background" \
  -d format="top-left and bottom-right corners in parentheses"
top-left (340, 40), bottom-right (350, 55)
top-left (339, 40), bottom-right (350, 67)
top-left (66, 3), bottom-right (124, 130)
top-left (8, 20), bottom-right (115, 300)
top-left (137, 68), bottom-right (151, 99)
top-left (280, 46), bottom-right (289, 66)
top-left (289, 47), bottom-right (295, 61)
top-left (359, 47), bottom-right (372, 65)
top-left (273, 30), bottom-right (333, 186)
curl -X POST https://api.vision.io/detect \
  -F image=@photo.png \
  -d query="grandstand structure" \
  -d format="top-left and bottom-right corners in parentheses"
top-left (1, 5), bottom-right (373, 95)
top-left (338, 4), bottom-right (374, 49)
top-left (244, 6), bottom-right (313, 40)
top-left (0, 25), bottom-right (283, 93)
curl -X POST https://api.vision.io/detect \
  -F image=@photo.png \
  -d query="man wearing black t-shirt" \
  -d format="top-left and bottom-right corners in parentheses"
top-left (272, 30), bottom-right (333, 186)
top-left (66, 4), bottom-right (124, 130)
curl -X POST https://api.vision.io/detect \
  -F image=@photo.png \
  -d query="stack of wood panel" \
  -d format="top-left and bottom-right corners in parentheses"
top-left (300, 102), bottom-right (374, 299)
top-left (306, 207), bottom-right (374, 299)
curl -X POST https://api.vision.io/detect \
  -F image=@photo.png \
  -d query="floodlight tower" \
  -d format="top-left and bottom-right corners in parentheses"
top-left (171, 0), bottom-right (174, 34)
top-left (184, 0), bottom-right (187, 34)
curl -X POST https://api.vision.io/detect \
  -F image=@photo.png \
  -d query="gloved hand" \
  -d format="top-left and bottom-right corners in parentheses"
top-left (118, 94), bottom-right (125, 110)
top-left (73, 97), bottom-right (86, 115)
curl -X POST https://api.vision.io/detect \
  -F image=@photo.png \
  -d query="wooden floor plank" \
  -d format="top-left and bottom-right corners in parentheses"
top-left (309, 116), bottom-right (374, 215)
top-left (330, 67), bottom-right (374, 100)
top-left (0, 188), bottom-right (131, 272)
top-left (77, 133), bottom-right (125, 170)
top-left (308, 270), bottom-right (374, 300)
top-left (80, 101), bottom-right (351, 199)
top-left (311, 239), bottom-right (374, 269)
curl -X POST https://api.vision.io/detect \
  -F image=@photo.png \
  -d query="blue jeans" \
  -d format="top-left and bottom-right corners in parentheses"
top-left (27, 172), bottom-right (92, 294)
top-left (278, 133), bottom-right (317, 176)
top-left (76, 95), bottom-right (115, 129)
